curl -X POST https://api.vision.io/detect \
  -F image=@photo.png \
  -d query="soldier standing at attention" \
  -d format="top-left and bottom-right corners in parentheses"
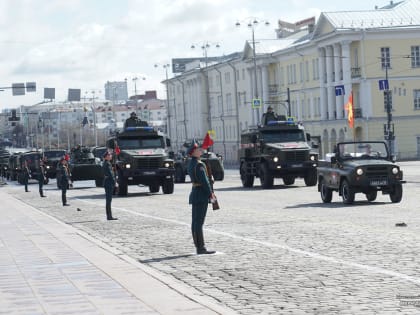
top-left (103, 151), bottom-right (118, 220)
top-left (38, 159), bottom-right (47, 197)
top-left (22, 160), bottom-right (30, 192)
top-left (261, 105), bottom-right (278, 125)
top-left (59, 157), bottom-right (70, 206)
top-left (187, 141), bottom-right (215, 255)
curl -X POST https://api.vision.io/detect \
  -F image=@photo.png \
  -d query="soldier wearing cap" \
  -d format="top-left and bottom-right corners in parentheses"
top-left (187, 140), bottom-right (215, 254)
top-left (37, 158), bottom-right (47, 197)
top-left (261, 105), bottom-right (279, 125)
top-left (102, 151), bottom-right (118, 220)
top-left (58, 157), bottom-right (70, 206)
top-left (124, 111), bottom-right (139, 128)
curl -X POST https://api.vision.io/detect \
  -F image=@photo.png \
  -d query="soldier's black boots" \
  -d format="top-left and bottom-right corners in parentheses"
top-left (195, 231), bottom-right (215, 255)
top-left (106, 205), bottom-right (118, 220)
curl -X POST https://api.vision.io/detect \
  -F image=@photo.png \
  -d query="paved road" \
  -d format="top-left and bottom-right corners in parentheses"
top-left (4, 161), bottom-right (420, 314)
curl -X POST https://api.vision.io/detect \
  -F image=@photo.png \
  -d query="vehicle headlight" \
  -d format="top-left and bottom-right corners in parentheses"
top-left (392, 167), bottom-right (399, 175)
top-left (164, 162), bottom-right (171, 168)
top-left (273, 157), bottom-right (279, 162)
top-left (310, 155), bottom-right (315, 161)
top-left (46, 165), bottom-right (50, 169)
top-left (356, 168), bottom-right (364, 175)
top-left (125, 164), bottom-right (131, 169)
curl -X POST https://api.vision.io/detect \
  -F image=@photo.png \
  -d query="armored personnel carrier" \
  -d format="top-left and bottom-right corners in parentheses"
top-left (239, 119), bottom-right (318, 189)
top-left (58, 146), bottom-right (103, 188)
top-left (106, 122), bottom-right (175, 196)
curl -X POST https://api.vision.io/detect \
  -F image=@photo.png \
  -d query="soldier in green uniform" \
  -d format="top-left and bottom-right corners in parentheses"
top-left (38, 158), bottom-right (47, 197)
top-left (102, 151), bottom-right (118, 220)
top-left (22, 160), bottom-right (30, 192)
top-left (187, 141), bottom-right (215, 255)
top-left (59, 157), bottom-right (70, 206)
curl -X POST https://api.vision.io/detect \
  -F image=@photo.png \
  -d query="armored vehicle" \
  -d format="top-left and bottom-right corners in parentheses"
top-left (58, 146), bottom-right (103, 188)
top-left (317, 141), bottom-right (404, 204)
top-left (106, 123), bottom-right (175, 196)
top-left (239, 120), bottom-right (318, 189)
top-left (92, 146), bottom-right (108, 161)
top-left (43, 149), bottom-right (66, 179)
top-left (0, 148), bottom-right (10, 178)
top-left (17, 151), bottom-right (44, 184)
top-left (174, 147), bottom-right (224, 183)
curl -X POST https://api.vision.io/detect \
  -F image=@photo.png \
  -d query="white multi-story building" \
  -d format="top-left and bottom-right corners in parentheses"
top-left (104, 81), bottom-right (128, 102)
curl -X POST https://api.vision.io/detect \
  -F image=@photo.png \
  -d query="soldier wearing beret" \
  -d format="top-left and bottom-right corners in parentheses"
top-left (187, 140), bottom-right (215, 254)
top-left (102, 151), bottom-right (118, 220)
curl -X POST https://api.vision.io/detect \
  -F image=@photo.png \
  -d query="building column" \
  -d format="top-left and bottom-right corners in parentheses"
top-left (334, 44), bottom-right (344, 119)
top-left (325, 45), bottom-right (335, 120)
top-left (341, 41), bottom-right (352, 118)
top-left (318, 47), bottom-right (328, 120)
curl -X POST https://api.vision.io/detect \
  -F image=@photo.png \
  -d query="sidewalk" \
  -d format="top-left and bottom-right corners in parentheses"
top-left (0, 189), bottom-right (235, 315)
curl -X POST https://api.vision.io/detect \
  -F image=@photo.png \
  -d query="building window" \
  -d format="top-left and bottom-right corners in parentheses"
top-left (305, 60), bottom-right (310, 82)
top-left (236, 70), bottom-right (239, 81)
top-left (414, 89), bottom-right (420, 110)
top-left (225, 72), bottom-right (231, 84)
top-left (299, 62), bottom-right (304, 83)
top-left (226, 93), bottom-right (232, 113)
top-left (411, 46), bottom-right (420, 68)
top-left (381, 47), bottom-right (391, 69)
top-left (242, 69), bottom-right (246, 80)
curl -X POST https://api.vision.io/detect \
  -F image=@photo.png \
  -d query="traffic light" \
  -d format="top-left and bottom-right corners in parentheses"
top-left (8, 109), bottom-right (20, 122)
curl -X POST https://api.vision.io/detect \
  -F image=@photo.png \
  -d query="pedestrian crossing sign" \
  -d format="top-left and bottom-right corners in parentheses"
top-left (252, 98), bottom-right (262, 108)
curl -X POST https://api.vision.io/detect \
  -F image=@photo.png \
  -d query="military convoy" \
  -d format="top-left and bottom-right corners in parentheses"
top-left (239, 120), bottom-right (318, 189)
top-left (317, 141), bottom-right (404, 204)
top-left (106, 122), bottom-right (175, 196)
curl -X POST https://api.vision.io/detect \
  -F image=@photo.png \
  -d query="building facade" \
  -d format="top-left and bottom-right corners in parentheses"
top-left (166, 0), bottom-right (420, 165)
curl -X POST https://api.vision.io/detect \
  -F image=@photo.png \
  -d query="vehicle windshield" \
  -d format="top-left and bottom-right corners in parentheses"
top-left (261, 130), bottom-right (306, 143)
top-left (337, 142), bottom-right (388, 160)
top-left (44, 151), bottom-right (65, 158)
top-left (118, 136), bottom-right (164, 149)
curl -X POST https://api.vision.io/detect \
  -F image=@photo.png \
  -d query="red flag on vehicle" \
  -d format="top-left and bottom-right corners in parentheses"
top-left (201, 131), bottom-right (214, 150)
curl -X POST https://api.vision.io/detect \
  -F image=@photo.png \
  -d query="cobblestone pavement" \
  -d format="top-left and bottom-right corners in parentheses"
top-left (5, 161), bottom-right (420, 314)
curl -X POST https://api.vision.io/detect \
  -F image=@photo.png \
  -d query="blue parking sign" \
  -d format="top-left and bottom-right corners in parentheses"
top-left (379, 79), bottom-right (389, 90)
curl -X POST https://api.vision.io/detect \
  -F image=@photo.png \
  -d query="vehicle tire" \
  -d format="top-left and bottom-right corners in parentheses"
top-left (240, 163), bottom-right (254, 188)
top-left (365, 190), bottom-right (377, 202)
top-left (95, 178), bottom-right (103, 187)
top-left (259, 163), bottom-right (274, 189)
top-left (341, 179), bottom-right (355, 204)
top-left (174, 166), bottom-right (185, 183)
top-left (304, 170), bottom-right (317, 186)
top-left (213, 170), bottom-right (224, 181)
top-left (162, 178), bottom-right (174, 194)
top-left (282, 175), bottom-right (295, 186)
top-left (118, 175), bottom-right (128, 196)
top-left (149, 183), bottom-right (160, 193)
top-left (320, 178), bottom-right (333, 203)
top-left (390, 183), bottom-right (403, 203)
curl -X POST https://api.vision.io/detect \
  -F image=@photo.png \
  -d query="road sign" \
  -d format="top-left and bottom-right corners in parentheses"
top-left (12, 83), bottom-right (25, 96)
top-left (335, 85), bottom-right (345, 96)
top-left (379, 79), bottom-right (389, 90)
top-left (26, 82), bottom-right (36, 92)
top-left (252, 98), bottom-right (262, 108)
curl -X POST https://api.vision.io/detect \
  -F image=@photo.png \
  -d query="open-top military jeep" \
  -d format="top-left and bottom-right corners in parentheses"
top-left (317, 141), bottom-right (404, 204)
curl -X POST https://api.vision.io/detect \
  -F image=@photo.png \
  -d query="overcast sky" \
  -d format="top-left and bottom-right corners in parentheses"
top-left (0, 0), bottom-right (386, 110)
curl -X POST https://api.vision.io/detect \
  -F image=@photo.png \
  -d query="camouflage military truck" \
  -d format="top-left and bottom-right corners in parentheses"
top-left (0, 148), bottom-right (10, 178)
top-left (17, 151), bottom-right (44, 184)
top-left (106, 122), bottom-right (175, 196)
top-left (57, 146), bottom-right (103, 188)
top-left (174, 143), bottom-right (224, 183)
top-left (43, 149), bottom-right (66, 179)
top-left (239, 120), bottom-right (318, 189)
top-left (317, 141), bottom-right (404, 204)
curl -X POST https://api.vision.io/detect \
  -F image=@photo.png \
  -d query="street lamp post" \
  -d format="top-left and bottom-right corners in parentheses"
top-left (154, 63), bottom-right (171, 136)
top-left (236, 18), bottom-right (270, 120)
top-left (132, 76), bottom-right (146, 115)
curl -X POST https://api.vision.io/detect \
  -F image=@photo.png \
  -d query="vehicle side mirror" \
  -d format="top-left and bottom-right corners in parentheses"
top-left (166, 138), bottom-right (171, 147)
top-left (306, 133), bottom-right (311, 141)
top-left (168, 151), bottom-right (175, 159)
top-left (391, 154), bottom-right (397, 162)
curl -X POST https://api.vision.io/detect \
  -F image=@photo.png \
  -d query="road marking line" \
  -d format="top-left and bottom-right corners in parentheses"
top-left (78, 199), bottom-right (420, 286)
